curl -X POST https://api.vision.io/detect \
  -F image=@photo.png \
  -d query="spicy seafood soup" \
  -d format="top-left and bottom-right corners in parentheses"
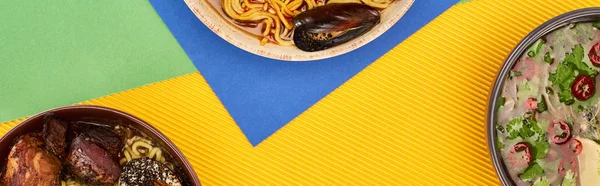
top-left (495, 21), bottom-right (600, 186)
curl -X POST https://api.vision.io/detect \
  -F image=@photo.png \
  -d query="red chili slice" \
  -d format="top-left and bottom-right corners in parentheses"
top-left (561, 138), bottom-right (583, 156)
top-left (572, 75), bottom-right (595, 101)
top-left (508, 142), bottom-right (532, 167)
top-left (590, 42), bottom-right (600, 67)
top-left (548, 121), bottom-right (571, 144)
top-left (558, 157), bottom-right (579, 177)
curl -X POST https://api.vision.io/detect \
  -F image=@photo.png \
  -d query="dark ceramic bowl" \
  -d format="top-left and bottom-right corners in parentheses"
top-left (0, 105), bottom-right (201, 185)
top-left (486, 8), bottom-right (600, 186)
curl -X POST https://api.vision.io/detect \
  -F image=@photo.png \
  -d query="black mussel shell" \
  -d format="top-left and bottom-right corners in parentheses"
top-left (293, 3), bottom-right (380, 52)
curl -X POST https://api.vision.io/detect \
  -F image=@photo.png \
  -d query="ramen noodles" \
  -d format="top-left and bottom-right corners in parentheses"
top-left (210, 0), bottom-right (391, 46)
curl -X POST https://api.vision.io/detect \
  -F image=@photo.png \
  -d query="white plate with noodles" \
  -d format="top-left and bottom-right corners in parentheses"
top-left (185, 0), bottom-right (414, 61)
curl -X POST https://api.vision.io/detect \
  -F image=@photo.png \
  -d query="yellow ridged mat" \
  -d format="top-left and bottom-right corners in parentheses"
top-left (2, 0), bottom-right (600, 185)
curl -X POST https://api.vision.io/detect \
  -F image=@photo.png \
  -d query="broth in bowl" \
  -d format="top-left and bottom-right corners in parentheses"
top-left (496, 22), bottom-right (600, 185)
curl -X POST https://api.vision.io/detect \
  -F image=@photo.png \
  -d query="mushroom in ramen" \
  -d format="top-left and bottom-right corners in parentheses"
top-left (496, 22), bottom-right (600, 185)
top-left (209, 0), bottom-right (388, 52)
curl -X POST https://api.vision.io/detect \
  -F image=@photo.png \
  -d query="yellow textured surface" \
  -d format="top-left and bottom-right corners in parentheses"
top-left (2, 0), bottom-right (600, 185)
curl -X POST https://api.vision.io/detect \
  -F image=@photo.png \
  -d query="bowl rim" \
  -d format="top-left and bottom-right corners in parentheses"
top-left (183, 0), bottom-right (414, 61)
top-left (0, 105), bottom-right (201, 186)
top-left (486, 7), bottom-right (600, 186)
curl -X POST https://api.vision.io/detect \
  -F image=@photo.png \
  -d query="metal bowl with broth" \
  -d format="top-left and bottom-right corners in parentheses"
top-left (487, 8), bottom-right (600, 186)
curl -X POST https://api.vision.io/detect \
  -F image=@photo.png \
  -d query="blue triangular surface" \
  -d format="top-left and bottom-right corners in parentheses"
top-left (149, 0), bottom-right (457, 146)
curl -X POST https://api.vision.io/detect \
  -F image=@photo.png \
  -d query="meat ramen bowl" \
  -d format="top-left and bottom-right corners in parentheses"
top-left (184, 0), bottom-right (413, 61)
top-left (0, 105), bottom-right (201, 186)
top-left (486, 8), bottom-right (600, 186)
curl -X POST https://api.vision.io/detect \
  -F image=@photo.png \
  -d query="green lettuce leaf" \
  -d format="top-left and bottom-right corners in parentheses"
top-left (519, 163), bottom-right (544, 182)
top-left (496, 137), bottom-right (504, 150)
top-left (549, 45), bottom-right (597, 105)
top-left (566, 45), bottom-right (596, 76)
top-left (561, 170), bottom-right (576, 186)
top-left (537, 96), bottom-right (548, 113)
top-left (528, 39), bottom-right (546, 58)
top-left (544, 52), bottom-right (553, 64)
top-left (506, 118), bottom-right (546, 141)
top-left (533, 141), bottom-right (549, 159)
top-left (533, 177), bottom-right (550, 186)
top-left (506, 117), bottom-right (524, 140)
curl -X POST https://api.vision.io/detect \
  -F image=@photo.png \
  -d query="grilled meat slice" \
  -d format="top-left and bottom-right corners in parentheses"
top-left (2, 133), bottom-right (61, 186)
top-left (65, 136), bottom-right (121, 185)
top-left (80, 126), bottom-right (122, 157)
top-left (43, 114), bottom-right (68, 158)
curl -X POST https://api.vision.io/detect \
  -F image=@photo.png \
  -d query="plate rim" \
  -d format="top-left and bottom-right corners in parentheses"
top-left (183, 0), bottom-right (415, 61)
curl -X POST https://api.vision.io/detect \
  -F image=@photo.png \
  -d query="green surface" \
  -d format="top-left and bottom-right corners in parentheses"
top-left (0, 0), bottom-right (196, 122)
